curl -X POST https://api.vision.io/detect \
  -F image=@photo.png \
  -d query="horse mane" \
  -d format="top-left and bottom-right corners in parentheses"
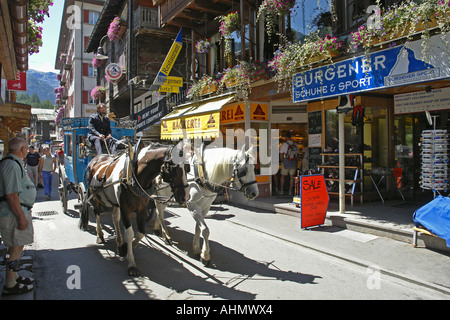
top-left (203, 147), bottom-right (240, 184)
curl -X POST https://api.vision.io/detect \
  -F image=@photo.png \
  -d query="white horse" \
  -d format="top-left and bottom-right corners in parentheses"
top-left (150, 145), bottom-right (259, 266)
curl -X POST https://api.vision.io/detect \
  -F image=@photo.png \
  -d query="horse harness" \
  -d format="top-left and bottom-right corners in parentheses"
top-left (192, 144), bottom-right (257, 194)
top-left (88, 144), bottom-right (184, 205)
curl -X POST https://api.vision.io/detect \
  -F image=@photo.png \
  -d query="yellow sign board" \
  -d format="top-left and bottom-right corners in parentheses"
top-left (158, 85), bottom-right (180, 93)
top-left (158, 29), bottom-right (183, 78)
top-left (161, 112), bottom-right (220, 140)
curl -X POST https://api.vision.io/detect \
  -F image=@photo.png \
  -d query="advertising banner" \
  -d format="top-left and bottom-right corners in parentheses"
top-left (293, 34), bottom-right (450, 103)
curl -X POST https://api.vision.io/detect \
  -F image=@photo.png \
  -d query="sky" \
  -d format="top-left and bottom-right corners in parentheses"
top-left (28, 1), bottom-right (64, 73)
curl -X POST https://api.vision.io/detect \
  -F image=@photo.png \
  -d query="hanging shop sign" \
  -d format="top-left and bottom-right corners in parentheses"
top-left (7, 72), bottom-right (27, 91)
top-left (153, 28), bottom-right (183, 88)
top-left (299, 174), bottom-right (329, 229)
top-left (136, 100), bottom-right (164, 133)
top-left (105, 63), bottom-right (123, 82)
top-left (293, 34), bottom-right (450, 103)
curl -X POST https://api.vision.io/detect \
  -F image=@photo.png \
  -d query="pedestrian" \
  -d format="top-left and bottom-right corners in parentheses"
top-left (41, 147), bottom-right (57, 200)
top-left (300, 140), bottom-right (309, 174)
top-left (279, 132), bottom-right (299, 195)
top-left (37, 146), bottom-right (44, 189)
top-left (0, 137), bottom-right (36, 296)
top-left (57, 147), bottom-right (64, 165)
top-left (25, 145), bottom-right (40, 187)
top-left (87, 103), bottom-right (116, 155)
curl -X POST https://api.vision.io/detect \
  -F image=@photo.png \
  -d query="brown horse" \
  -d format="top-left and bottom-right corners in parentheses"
top-left (79, 142), bottom-right (189, 276)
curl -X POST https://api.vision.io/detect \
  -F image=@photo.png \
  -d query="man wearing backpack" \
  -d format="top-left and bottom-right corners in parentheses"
top-left (279, 132), bottom-right (299, 195)
top-left (0, 137), bottom-right (36, 296)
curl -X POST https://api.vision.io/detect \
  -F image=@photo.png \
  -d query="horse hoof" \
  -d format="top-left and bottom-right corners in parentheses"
top-left (153, 229), bottom-right (161, 237)
top-left (128, 266), bottom-right (141, 277)
top-left (96, 237), bottom-right (105, 244)
top-left (201, 258), bottom-right (210, 267)
top-left (164, 238), bottom-right (173, 246)
top-left (118, 243), bottom-right (127, 257)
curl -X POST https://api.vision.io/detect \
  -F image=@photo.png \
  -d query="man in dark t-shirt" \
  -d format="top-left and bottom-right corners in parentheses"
top-left (25, 146), bottom-right (40, 187)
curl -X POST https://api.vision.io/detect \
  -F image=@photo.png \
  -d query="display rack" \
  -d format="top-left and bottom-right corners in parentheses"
top-left (318, 153), bottom-right (364, 207)
top-left (420, 129), bottom-right (449, 196)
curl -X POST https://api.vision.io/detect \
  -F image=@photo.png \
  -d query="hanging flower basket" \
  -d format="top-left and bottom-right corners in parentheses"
top-left (90, 86), bottom-right (106, 100)
top-left (257, 0), bottom-right (295, 36)
top-left (217, 11), bottom-right (241, 38)
top-left (195, 39), bottom-right (211, 54)
top-left (107, 17), bottom-right (123, 41)
top-left (92, 57), bottom-right (102, 68)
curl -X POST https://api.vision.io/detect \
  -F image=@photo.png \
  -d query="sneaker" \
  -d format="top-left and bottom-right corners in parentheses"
top-left (277, 190), bottom-right (284, 195)
top-left (288, 189), bottom-right (293, 196)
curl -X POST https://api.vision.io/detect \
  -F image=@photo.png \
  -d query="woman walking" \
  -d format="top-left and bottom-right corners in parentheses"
top-left (41, 147), bottom-right (57, 200)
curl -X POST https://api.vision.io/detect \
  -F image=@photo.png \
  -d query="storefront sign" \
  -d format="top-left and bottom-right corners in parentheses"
top-left (300, 174), bottom-right (329, 229)
top-left (136, 100), bottom-right (164, 132)
top-left (293, 34), bottom-right (450, 103)
top-left (220, 103), bottom-right (245, 123)
top-left (250, 103), bottom-right (268, 121)
top-left (7, 72), bottom-right (27, 91)
top-left (161, 112), bottom-right (220, 140)
top-left (394, 87), bottom-right (450, 115)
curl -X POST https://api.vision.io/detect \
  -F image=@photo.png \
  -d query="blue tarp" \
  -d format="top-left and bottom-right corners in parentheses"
top-left (413, 196), bottom-right (450, 247)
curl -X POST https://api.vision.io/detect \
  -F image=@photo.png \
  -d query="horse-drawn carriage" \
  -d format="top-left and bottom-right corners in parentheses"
top-left (58, 117), bottom-right (135, 214)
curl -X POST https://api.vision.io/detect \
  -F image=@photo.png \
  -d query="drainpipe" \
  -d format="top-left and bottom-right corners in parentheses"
top-left (128, 0), bottom-right (134, 120)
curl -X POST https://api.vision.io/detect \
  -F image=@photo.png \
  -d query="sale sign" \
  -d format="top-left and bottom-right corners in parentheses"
top-left (300, 174), bottom-right (329, 229)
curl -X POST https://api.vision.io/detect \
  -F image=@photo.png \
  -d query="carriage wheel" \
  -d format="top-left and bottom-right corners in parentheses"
top-left (58, 169), bottom-right (68, 214)
top-left (77, 182), bottom-right (86, 204)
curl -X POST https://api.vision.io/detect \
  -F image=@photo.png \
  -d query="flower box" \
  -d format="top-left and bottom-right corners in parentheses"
top-left (201, 83), bottom-right (218, 95)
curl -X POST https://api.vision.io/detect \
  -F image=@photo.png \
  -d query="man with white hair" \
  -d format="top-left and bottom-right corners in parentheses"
top-left (0, 136), bottom-right (36, 296)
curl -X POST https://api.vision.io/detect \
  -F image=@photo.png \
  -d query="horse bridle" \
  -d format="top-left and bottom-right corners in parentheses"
top-left (160, 146), bottom-right (189, 196)
top-left (232, 154), bottom-right (257, 192)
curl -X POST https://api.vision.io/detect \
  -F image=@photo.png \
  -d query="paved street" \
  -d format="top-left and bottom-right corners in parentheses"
top-left (2, 173), bottom-right (450, 301)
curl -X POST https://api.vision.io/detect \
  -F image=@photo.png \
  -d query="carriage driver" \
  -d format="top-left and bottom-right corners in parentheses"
top-left (88, 103), bottom-right (117, 155)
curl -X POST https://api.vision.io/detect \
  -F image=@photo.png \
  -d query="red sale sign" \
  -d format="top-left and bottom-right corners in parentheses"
top-left (7, 72), bottom-right (27, 91)
top-left (300, 174), bottom-right (329, 229)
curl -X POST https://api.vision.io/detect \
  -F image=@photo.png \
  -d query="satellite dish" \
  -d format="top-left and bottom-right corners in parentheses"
top-left (425, 110), bottom-right (432, 126)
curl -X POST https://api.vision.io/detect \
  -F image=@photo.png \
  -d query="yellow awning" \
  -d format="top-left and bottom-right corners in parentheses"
top-left (161, 96), bottom-right (234, 140)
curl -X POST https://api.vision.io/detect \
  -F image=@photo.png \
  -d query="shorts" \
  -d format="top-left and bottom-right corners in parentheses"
top-left (0, 207), bottom-right (34, 247)
top-left (280, 163), bottom-right (296, 176)
top-left (27, 165), bottom-right (39, 180)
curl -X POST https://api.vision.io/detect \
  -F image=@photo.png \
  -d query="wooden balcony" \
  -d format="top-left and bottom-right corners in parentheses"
top-left (159, 0), bottom-right (234, 32)
top-left (134, 6), bottom-right (159, 30)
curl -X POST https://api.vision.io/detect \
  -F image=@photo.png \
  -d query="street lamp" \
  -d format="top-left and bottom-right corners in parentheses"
top-left (95, 35), bottom-right (109, 60)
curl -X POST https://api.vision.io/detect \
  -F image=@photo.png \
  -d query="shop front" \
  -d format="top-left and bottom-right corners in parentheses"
top-left (293, 33), bottom-right (450, 204)
top-left (160, 95), bottom-right (273, 197)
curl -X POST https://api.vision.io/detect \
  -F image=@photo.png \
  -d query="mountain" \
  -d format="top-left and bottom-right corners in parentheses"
top-left (22, 69), bottom-right (59, 103)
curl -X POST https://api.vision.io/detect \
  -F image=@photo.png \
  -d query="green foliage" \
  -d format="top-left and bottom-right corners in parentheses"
top-left (16, 93), bottom-right (54, 109)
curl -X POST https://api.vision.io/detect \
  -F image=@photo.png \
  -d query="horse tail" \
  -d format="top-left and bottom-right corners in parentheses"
top-left (78, 204), bottom-right (89, 230)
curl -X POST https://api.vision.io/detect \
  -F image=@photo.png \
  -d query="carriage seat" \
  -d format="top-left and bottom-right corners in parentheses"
top-left (84, 137), bottom-right (127, 156)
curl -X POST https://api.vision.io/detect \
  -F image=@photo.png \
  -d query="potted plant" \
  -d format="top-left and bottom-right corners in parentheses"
top-left (220, 60), bottom-right (271, 101)
top-left (313, 34), bottom-right (344, 59)
top-left (90, 86), bottom-right (106, 100)
top-left (92, 57), bottom-right (102, 68)
top-left (107, 17), bottom-right (123, 41)
top-left (216, 11), bottom-right (241, 61)
top-left (195, 39), bottom-right (211, 54)
top-left (257, 0), bottom-right (295, 36)
top-left (187, 76), bottom-right (221, 100)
